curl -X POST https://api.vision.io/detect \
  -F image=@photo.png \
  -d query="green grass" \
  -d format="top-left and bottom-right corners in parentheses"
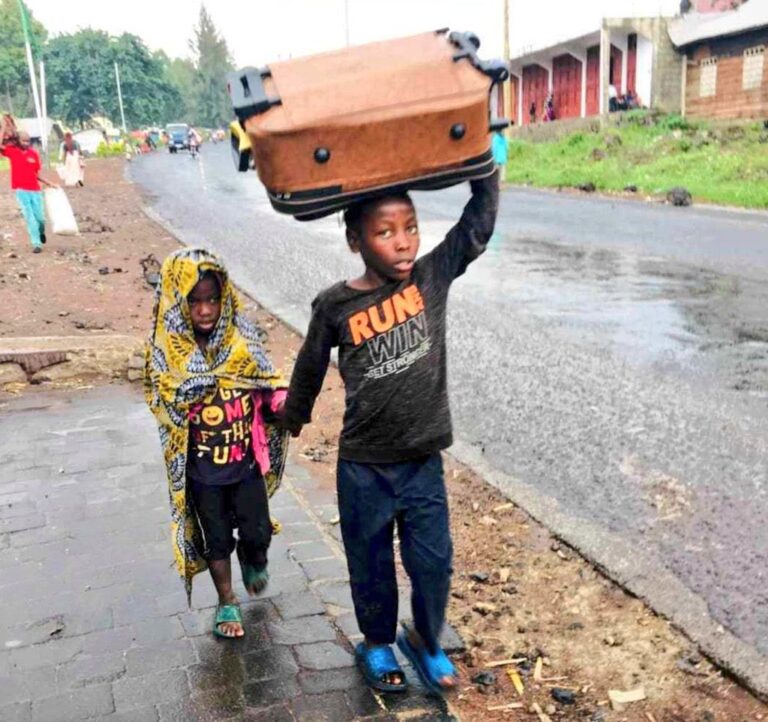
top-left (506, 112), bottom-right (768, 209)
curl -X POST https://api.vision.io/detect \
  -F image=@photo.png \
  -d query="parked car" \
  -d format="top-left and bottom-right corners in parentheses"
top-left (166, 123), bottom-right (190, 153)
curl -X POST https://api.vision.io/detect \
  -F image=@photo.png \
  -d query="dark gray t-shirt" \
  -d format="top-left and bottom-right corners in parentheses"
top-left (284, 174), bottom-right (499, 463)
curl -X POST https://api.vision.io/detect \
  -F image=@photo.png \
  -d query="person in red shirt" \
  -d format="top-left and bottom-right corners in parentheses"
top-left (1, 130), bottom-right (58, 253)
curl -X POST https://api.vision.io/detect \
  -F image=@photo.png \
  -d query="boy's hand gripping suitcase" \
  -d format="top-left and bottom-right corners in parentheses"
top-left (228, 30), bottom-right (509, 221)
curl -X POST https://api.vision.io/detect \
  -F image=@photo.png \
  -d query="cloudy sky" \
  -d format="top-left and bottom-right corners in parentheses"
top-left (25, 0), bottom-right (680, 66)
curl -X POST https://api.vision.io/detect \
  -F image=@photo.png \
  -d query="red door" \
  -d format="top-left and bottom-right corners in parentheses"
top-left (553, 54), bottom-right (582, 119)
top-left (522, 65), bottom-right (549, 125)
top-left (586, 46), bottom-right (600, 116)
top-left (627, 34), bottom-right (637, 94)
top-left (610, 44), bottom-right (623, 89)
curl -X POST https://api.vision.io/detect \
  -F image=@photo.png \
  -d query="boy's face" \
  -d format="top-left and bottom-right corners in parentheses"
top-left (188, 276), bottom-right (222, 338)
top-left (18, 133), bottom-right (30, 148)
top-left (350, 198), bottom-right (420, 283)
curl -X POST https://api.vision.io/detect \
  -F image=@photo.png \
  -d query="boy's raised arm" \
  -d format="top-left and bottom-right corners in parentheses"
top-left (427, 169), bottom-right (500, 282)
top-left (282, 299), bottom-right (336, 435)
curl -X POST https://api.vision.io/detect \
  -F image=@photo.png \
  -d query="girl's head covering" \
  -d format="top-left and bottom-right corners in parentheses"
top-left (144, 246), bottom-right (284, 424)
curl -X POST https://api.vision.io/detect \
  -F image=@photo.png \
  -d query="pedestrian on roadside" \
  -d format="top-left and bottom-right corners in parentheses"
top-left (491, 129), bottom-right (508, 185)
top-left (0, 116), bottom-right (59, 254)
top-left (609, 83), bottom-right (619, 112)
top-left (280, 171), bottom-right (499, 695)
top-left (144, 247), bottom-right (290, 639)
top-left (529, 100), bottom-right (537, 124)
top-left (543, 94), bottom-right (555, 122)
top-left (58, 131), bottom-right (85, 187)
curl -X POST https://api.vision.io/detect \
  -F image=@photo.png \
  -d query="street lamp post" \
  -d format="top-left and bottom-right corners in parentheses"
top-left (114, 62), bottom-right (127, 134)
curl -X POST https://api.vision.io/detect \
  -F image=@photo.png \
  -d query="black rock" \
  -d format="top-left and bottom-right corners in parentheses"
top-left (471, 671), bottom-right (496, 687)
top-left (98, 267), bottom-right (110, 275)
top-left (667, 186), bottom-right (692, 206)
top-left (469, 571), bottom-right (489, 583)
top-left (624, 184), bottom-right (638, 192)
top-left (551, 687), bottom-right (576, 705)
top-left (577, 181), bottom-right (596, 193)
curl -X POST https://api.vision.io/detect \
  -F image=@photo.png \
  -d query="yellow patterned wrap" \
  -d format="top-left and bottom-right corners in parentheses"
top-left (144, 247), bottom-right (289, 601)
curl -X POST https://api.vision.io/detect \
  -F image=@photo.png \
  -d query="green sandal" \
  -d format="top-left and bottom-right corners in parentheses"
top-left (213, 604), bottom-right (244, 639)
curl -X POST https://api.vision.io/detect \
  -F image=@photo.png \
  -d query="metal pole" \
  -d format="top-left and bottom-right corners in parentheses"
top-left (39, 60), bottom-right (47, 154)
top-left (503, 0), bottom-right (511, 130)
top-left (114, 62), bottom-right (127, 134)
top-left (16, 0), bottom-right (44, 147)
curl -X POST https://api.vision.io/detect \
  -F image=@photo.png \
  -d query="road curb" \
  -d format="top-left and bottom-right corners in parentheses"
top-left (0, 335), bottom-right (143, 387)
top-left (449, 439), bottom-right (768, 701)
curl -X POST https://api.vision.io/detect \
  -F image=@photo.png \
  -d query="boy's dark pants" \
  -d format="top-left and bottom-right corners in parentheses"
top-left (337, 453), bottom-right (453, 653)
top-left (189, 472), bottom-right (272, 570)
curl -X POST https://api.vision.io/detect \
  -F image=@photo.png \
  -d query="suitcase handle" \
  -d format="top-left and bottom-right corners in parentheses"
top-left (449, 31), bottom-right (510, 83)
top-left (227, 67), bottom-right (282, 122)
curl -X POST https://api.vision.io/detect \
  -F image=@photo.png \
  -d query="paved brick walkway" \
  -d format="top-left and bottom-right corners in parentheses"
top-left (0, 386), bottom-right (458, 721)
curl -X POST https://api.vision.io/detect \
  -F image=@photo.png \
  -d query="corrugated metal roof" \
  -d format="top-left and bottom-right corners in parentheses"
top-left (668, 1), bottom-right (768, 47)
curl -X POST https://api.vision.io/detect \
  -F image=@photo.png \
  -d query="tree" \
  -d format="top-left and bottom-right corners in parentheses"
top-left (44, 30), bottom-right (182, 128)
top-left (0, 0), bottom-right (47, 115)
top-left (189, 6), bottom-right (233, 127)
top-left (110, 34), bottom-right (182, 126)
top-left (154, 50), bottom-right (196, 122)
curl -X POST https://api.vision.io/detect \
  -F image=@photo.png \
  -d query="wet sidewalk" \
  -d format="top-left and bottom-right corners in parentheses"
top-left (0, 386), bottom-right (456, 721)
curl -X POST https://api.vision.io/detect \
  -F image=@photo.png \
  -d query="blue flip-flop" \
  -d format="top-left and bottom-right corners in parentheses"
top-left (396, 632), bottom-right (457, 696)
top-left (355, 642), bottom-right (408, 693)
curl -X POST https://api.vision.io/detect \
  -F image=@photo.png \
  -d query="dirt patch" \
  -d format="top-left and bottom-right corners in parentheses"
top-left (0, 158), bottom-right (177, 340)
top-left (2, 156), bottom-right (766, 720)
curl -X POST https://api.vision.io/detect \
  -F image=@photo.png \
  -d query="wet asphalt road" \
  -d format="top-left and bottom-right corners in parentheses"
top-left (131, 145), bottom-right (768, 663)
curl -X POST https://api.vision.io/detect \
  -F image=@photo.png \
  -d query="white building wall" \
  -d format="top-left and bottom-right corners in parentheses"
top-left (510, 0), bottom-right (679, 57)
top-left (636, 34), bottom-right (654, 107)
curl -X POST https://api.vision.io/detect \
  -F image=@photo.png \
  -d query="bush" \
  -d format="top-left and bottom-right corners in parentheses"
top-left (96, 141), bottom-right (126, 158)
top-left (658, 114), bottom-right (692, 132)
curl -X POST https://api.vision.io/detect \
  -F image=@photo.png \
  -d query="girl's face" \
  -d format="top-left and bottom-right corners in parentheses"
top-left (188, 275), bottom-right (222, 338)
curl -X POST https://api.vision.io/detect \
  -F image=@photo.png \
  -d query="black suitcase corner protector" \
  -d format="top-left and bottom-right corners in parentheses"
top-left (227, 67), bottom-right (281, 121)
top-left (448, 32), bottom-right (510, 83)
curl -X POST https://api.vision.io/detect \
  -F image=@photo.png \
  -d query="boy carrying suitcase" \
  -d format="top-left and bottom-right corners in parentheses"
top-left (281, 170), bottom-right (499, 694)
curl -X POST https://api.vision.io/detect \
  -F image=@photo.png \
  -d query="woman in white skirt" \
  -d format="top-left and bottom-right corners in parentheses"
top-left (58, 132), bottom-right (85, 187)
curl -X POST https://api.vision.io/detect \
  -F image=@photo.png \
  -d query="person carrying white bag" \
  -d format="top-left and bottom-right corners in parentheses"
top-left (45, 186), bottom-right (79, 236)
top-left (0, 115), bottom-right (60, 254)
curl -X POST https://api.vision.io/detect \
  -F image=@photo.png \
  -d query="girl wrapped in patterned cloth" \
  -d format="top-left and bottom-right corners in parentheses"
top-left (144, 247), bottom-right (289, 639)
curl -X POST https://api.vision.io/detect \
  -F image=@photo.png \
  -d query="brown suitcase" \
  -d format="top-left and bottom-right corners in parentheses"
top-left (228, 30), bottom-right (508, 220)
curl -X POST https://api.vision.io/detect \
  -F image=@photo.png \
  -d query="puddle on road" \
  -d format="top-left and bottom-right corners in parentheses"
top-left (469, 234), bottom-right (768, 395)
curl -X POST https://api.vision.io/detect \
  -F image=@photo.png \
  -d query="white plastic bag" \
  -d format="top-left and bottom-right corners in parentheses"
top-left (44, 187), bottom-right (79, 235)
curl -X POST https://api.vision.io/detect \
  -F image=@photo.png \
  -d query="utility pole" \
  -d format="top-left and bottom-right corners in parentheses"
top-left (114, 62), bottom-right (127, 134)
top-left (503, 0), bottom-right (511, 130)
top-left (16, 0), bottom-right (44, 148)
top-left (39, 60), bottom-right (47, 154)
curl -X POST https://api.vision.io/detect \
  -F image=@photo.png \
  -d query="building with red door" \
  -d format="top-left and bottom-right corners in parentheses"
top-left (669, 0), bottom-right (768, 119)
top-left (506, 15), bottom-right (683, 125)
